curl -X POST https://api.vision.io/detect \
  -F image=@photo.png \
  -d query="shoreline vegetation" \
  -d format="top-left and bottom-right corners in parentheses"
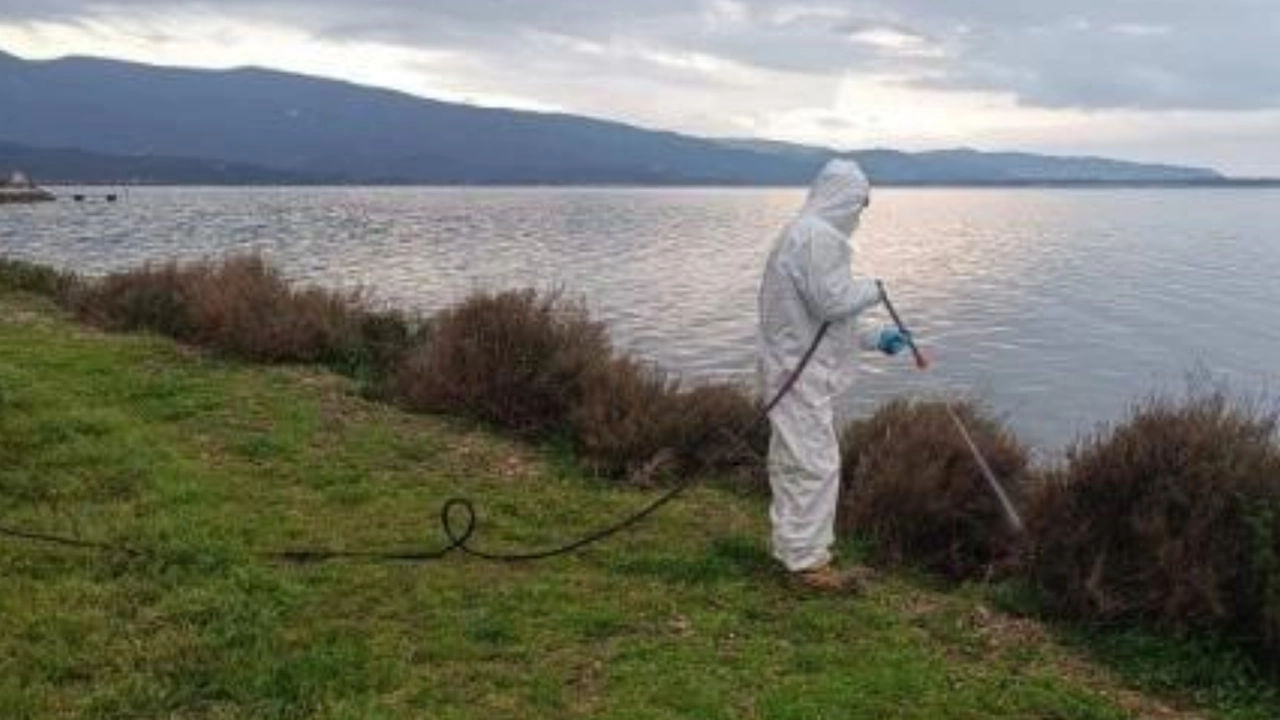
top-left (2, 252), bottom-right (1278, 718)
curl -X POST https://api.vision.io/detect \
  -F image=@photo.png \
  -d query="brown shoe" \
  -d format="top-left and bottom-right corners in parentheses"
top-left (791, 563), bottom-right (873, 594)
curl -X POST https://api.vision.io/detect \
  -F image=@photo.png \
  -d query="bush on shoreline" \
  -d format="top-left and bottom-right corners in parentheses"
top-left (389, 288), bottom-right (764, 481)
top-left (571, 358), bottom-right (764, 481)
top-left (389, 289), bottom-right (609, 437)
top-left (71, 255), bottom-right (375, 366)
top-left (838, 398), bottom-right (1032, 581)
top-left (1026, 391), bottom-right (1280, 662)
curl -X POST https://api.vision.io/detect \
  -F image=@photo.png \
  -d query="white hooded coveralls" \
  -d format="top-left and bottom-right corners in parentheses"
top-left (758, 159), bottom-right (884, 572)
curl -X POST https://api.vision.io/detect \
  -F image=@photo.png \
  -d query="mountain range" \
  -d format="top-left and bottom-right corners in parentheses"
top-left (0, 49), bottom-right (1227, 186)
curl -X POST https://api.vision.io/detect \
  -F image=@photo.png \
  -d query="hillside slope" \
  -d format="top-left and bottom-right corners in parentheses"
top-left (0, 50), bottom-right (1222, 185)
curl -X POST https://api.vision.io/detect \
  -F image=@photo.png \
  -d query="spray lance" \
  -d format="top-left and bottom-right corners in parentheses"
top-left (875, 280), bottom-right (1025, 533)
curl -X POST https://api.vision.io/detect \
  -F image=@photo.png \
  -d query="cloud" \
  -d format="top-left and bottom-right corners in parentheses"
top-left (904, 4), bottom-right (1280, 111)
top-left (0, 0), bottom-right (1277, 172)
top-left (1109, 23), bottom-right (1173, 37)
top-left (3, 0), bottom-right (1276, 111)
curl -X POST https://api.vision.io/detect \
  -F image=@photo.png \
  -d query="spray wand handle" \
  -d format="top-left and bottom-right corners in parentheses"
top-left (876, 280), bottom-right (930, 371)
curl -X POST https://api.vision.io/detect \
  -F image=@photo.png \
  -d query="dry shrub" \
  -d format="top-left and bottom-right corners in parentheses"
top-left (389, 287), bottom-right (764, 481)
top-left (838, 398), bottom-right (1031, 581)
top-left (664, 383), bottom-right (767, 477)
top-left (181, 255), bottom-right (363, 364)
top-left (76, 261), bottom-right (197, 338)
top-left (571, 358), bottom-right (765, 481)
top-left (1026, 392), bottom-right (1280, 655)
top-left (389, 289), bottom-right (609, 437)
top-left (570, 356), bottom-right (679, 475)
top-left (75, 255), bottom-right (372, 365)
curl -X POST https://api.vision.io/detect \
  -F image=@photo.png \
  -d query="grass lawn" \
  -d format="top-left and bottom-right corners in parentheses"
top-left (1, 290), bottom-right (1275, 719)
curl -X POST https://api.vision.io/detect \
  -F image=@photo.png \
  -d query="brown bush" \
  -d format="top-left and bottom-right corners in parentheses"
top-left (837, 398), bottom-right (1031, 581)
top-left (74, 255), bottom-right (375, 366)
top-left (569, 356), bottom-right (678, 475)
top-left (183, 255), bottom-right (363, 364)
top-left (388, 288), bottom-right (765, 481)
top-left (570, 358), bottom-right (765, 481)
top-left (664, 383), bottom-right (767, 477)
top-left (75, 261), bottom-right (198, 338)
top-left (389, 289), bottom-right (610, 437)
top-left (1026, 392), bottom-right (1280, 655)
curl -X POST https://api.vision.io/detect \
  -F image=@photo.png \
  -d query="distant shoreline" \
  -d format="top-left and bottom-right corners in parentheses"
top-left (35, 178), bottom-right (1280, 190)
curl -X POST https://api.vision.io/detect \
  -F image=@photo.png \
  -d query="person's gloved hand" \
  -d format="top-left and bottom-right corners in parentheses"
top-left (877, 327), bottom-right (911, 356)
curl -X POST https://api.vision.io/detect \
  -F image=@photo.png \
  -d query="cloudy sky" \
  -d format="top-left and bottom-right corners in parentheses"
top-left (2, 0), bottom-right (1277, 174)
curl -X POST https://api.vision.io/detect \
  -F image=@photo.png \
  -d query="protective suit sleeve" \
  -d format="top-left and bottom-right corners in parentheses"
top-left (794, 233), bottom-right (883, 323)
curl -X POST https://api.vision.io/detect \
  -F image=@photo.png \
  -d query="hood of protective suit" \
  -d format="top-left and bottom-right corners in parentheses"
top-left (801, 159), bottom-right (870, 237)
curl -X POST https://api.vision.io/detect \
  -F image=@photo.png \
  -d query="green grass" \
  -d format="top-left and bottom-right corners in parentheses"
top-left (1, 290), bottom-right (1275, 719)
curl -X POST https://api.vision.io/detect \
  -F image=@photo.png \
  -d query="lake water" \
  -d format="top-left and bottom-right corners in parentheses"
top-left (3, 186), bottom-right (1278, 455)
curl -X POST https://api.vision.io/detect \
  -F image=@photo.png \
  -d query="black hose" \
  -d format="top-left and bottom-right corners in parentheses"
top-left (1, 324), bottom-right (832, 565)
top-left (0, 524), bottom-right (142, 556)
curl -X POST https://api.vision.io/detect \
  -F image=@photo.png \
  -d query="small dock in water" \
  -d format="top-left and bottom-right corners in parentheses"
top-left (0, 171), bottom-right (55, 204)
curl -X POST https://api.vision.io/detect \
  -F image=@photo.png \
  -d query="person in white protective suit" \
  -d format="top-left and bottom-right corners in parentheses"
top-left (758, 158), bottom-right (909, 592)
